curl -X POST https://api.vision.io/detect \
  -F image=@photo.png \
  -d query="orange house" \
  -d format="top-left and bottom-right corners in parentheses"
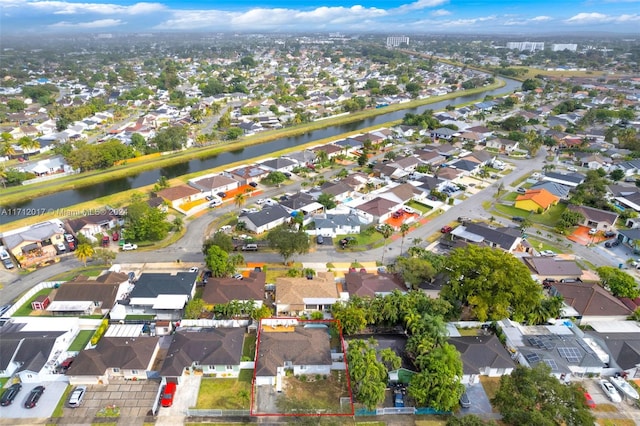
top-left (515, 189), bottom-right (560, 212)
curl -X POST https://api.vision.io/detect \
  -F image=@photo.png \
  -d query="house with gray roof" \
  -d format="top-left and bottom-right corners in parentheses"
top-left (0, 322), bottom-right (73, 383)
top-left (449, 223), bottom-right (522, 252)
top-left (65, 214), bottom-right (124, 242)
top-left (66, 336), bottom-right (160, 385)
top-left (160, 328), bottom-right (244, 382)
top-left (127, 271), bottom-right (198, 320)
top-left (2, 220), bottom-right (66, 268)
top-left (227, 165), bottom-right (270, 185)
top-left (311, 214), bottom-right (363, 238)
top-left (431, 127), bottom-right (458, 140)
top-left (529, 181), bottom-right (572, 199)
top-left (189, 174), bottom-right (239, 195)
top-left (254, 325), bottom-right (333, 386)
top-left (522, 257), bottom-right (583, 280)
top-left (567, 205), bottom-right (618, 231)
top-left (448, 158), bottom-right (481, 174)
top-left (333, 138), bottom-right (363, 154)
top-left (279, 192), bottom-right (324, 216)
top-left (237, 204), bottom-right (290, 234)
top-left (258, 157), bottom-right (297, 173)
top-left (500, 321), bottom-right (606, 379)
top-left (448, 335), bottom-right (516, 384)
top-left (587, 332), bottom-right (640, 376)
top-left (282, 150), bottom-right (316, 166)
top-left (542, 171), bottom-right (585, 187)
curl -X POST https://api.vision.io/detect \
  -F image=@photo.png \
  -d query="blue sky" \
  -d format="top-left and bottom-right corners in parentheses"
top-left (1, 0), bottom-right (639, 34)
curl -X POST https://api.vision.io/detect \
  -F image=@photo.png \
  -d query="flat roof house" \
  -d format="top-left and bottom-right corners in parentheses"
top-left (127, 272), bottom-right (198, 320)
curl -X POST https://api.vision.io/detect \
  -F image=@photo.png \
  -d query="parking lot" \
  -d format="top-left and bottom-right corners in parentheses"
top-left (0, 381), bottom-right (67, 420)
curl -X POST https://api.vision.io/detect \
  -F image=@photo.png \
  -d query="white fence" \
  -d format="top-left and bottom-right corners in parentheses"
top-left (179, 319), bottom-right (251, 328)
top-left (22, 171), bottom-right (77, 185)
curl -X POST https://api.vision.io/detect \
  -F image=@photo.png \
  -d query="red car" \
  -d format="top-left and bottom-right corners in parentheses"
top-left (584, 392), bottom-right (596, 408)
top-left (161, 382), bottom-right (176, 407)
top-left (112, 232), bottom-right (119, 241)
top-left (441, 226), bottom-right (453, 233)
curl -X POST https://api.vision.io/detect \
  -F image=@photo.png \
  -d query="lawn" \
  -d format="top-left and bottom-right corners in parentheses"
top-left (597, 420), bottom-right (635, 426)
top-left (479, 376), bottom-right (501, 405)
top-left (415, 420), bottom-right (447, 426)
top-left (336, 231), bottom-right (384, 250)
top-left (502, 192), bottom-right (519, 202)
top-left (456, 328), bottom-right (481, 336)
top-left (49, 266), bottom-right (106, 281)
top-left (125, 315), bottom-right (156, 320)
top-left (242, 334), bottom-right (256, 361)
top-left (13, 288), bottom-right (54, 316)
top-left (278, 370), bottom-right (351, 413)
top-left (69, 330), bottom-right (95, 351)
top-left (406, 200), bottom-right (433, 214)
top-left (196, 375), bottom-right (252, 410)
top-left (493, 202), bottom-right (567, 228)
top-left (525, 237), bottom-right (560, 253)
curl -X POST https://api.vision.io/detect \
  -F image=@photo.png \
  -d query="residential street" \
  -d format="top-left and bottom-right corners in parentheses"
top-left (0, 146), bottom-right (620, 306)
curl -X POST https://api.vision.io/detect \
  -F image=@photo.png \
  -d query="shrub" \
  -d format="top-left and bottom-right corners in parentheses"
top-left (299, 375), bottom-right (307, 382)
top-left (90, 319), bottom-right (109, 346)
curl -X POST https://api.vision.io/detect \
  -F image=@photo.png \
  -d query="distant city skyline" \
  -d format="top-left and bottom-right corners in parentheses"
top-left (0, 0), bottom-right (639, 34)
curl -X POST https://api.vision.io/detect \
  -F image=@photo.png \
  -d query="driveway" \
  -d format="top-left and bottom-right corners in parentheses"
top-left (253, 384), bottom-right (279, 414)
top-left (0, 381), bottom-right (67, 421)
top-left (460, 382), bottom-right (494, 416)
top-left (60, 378), bottom-right (161, 423)
top-left (156, 375), bottom-right (201, 426)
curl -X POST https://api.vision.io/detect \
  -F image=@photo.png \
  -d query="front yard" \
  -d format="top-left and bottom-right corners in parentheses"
top-left (196, 370), bottom-right (253, 410)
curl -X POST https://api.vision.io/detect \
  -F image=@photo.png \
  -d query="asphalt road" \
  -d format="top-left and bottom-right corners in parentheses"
top-left (0, 146), bottom-right (619, 306)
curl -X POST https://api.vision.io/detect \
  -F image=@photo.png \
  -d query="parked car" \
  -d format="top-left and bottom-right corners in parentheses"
top-left (3, 258), bottom-right (15, 269)
top-left (605, 240), bottom-right (620, 248)
top-left (604, 231), bottom-right (617, 238)
top-left (102, 236), bottom-right (110, 247)
top-left (567, 166), bottom-right (578, 172)
top-left (241, 244), bottom-right (258, 251)
top-left (217, 192), bottom-right (227, 198)
top-left (540, 250), bottom-right (556, 257)
top-left (64, 234), bottom-right (74, 242)
top-left (457, 216), bottom-right (471, 223)
top-left (459, 391), bottom-right (471, 408)
top-left (516, 187), bottom-right (527, 194)
top-left (122, 243), bottom-right (138, 251)
top-left (209, 199), bottom-right (222, 208)
top-left (394, 390), bottom-right (405, 407)
top-left (189, 267), bottom-right (199, 273)
top-left (68, 240), bottom-right (76, 251)
top-left (512, 216), bottom-right (525, 222)
top-left (112, 232), bottom-right (119, 241)
top-left (56, 242), bottom-right (66, 252)
top-left (600, 380), bottom-right (622, 403)
top-left (316, 235), bottom-right (324, 245)
top-left (161, 382), bottom-right (177, 408)
top-left (583, 392), bottom-right (596, 409)
top-left (232, 273), bottom-right (243, 280)
top-left (24, 386), bottom-right (45, 409)
top-left (588, 228), bottom-right (598, 235)
top-left (403, 206), bottom-right (416, 214)
top-left (68, 386), bottom-right (87, 408)
top-left (0, 383), bottom-right (22, 406)
top-left (441, 226), bottom-right (453, 233)
top-left (249, 182), bottom-right (258, 188)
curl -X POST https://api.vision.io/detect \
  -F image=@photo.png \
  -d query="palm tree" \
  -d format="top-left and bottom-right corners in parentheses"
top-left (75, 243), bottom-right (94, 267)
top-left (379, 224), bottom-right (394, 265)
top-left (411, 237), bottom-right (422, 247)
top-left (0, 166), bottom-right (7, 188)
top-left (235, 193), bottom-right (246, 208)
top-left (172, 217), bottom-right (183, 231)
top-left (399, 223), bottom-right (410, 255)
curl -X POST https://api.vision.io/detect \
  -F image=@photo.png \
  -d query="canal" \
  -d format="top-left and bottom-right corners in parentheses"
top-left (2, 77), bottom-right (521, 223)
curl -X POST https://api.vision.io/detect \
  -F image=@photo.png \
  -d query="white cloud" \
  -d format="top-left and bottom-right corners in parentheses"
top-left (393, 0), bottom-right (449, 13)
top-left (445, 15), bottom-right (497, 27)
top-left (530, 16), bottom-right (552, 22)
top-left (157, 5), bottom-right (389, 30)
top-left (430, 9), bottom-right (451, 17)
top-left (28, 1), bottom-right (165, 15)
top-left (49, 18), bottom-right (125, 28)
top-left (565, 12), bottom-right (640, 24)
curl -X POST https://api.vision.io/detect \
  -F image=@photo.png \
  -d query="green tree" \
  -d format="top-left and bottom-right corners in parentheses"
top-left (262, 171), bottom-right (287, 186)
top-left (357, 151), bottom-right (368, 166)
top-left (346, 339), bottom-right (388, 410)
top-left (379, 347), bottom-right (402, 371)
top-left (123, 197), bottom-right (170, 242)
top-left (441, 246), bottom-right (543, 322)
top-left (610, 169), bottom-right (625, 182)
top-left (317, 193), bottom-right (337, 210)
top-left (92, 248), bottom-right (116, 265)
top-left (597, 266), bottom-right (640, 298)
top-left (492, 364), bottom-right (595, 426)
top-left (395, 257), bottom-right (435, 290)
top-left (205, 245), bottom-right (233, 277)
top-left (399, 223), bottom-right (410, 255)
top-left (331, 301), bottom-right (368, 335)
top-left (226, 127), bottom-right (244, 140)
top-left (203, 232), bottom-right (234, 253)
top-left (265, 226), bottom-right (310, 264)
top-left (408, 343), bottom-right (464, 411)
top-left (184, 298), bottom-right (205, 319)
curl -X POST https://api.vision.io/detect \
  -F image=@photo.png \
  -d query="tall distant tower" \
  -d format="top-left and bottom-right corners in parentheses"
top-left (386, 36), bottom-right (409, 48)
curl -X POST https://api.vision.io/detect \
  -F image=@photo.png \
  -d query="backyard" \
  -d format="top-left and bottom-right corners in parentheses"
top-left (276, 370), bottom-right (352, 414)
top-left (68, 330), bottom-right (95, 351)
top-left (406, 200), bottom-right (433, 214)
top-left (195, 369), bottom-right (253, 410)
top-left (13, 288), bottom-right (54, 316)
top-left (242, 333), bottom-right (256, 361)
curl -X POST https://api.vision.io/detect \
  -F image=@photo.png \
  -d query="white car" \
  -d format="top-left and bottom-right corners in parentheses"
top-left (567, 166), bottom-right (578, 172)
top-left (403, 206), bottom-right (416, 214)
top-left (600, 380), bottom-right (622, 403)
top-left (588, 228), bottom-right (598, 235)
top-left (232, 273), bottom-right (243, 280)
top-left (540, 250), bottom-right (556, 257)
top-left (255, 199), bottom-right (265, 205)
top-left (189, 267), bottom-right (199, 273)
top-left (64, 234), bottom-right (74, 242)
top-left (68, 386), bottom-right (87, 408)
top-left (122, 243), bottom-right (138, 251)
top-left (56, 243), bottom-right (66, 252)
